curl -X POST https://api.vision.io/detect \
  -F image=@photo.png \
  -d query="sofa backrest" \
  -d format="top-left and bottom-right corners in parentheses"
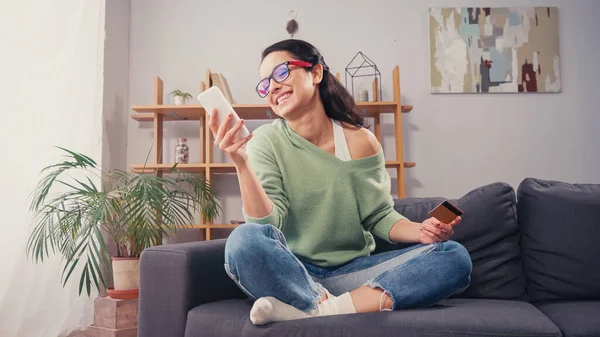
top-left (383, 182), bottom-right (527, 301)
top-left (517, 177), bottom-right (600, 302)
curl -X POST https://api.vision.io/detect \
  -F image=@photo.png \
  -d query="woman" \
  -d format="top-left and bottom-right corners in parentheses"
top-left (209, 39), bottom-right (472, 326)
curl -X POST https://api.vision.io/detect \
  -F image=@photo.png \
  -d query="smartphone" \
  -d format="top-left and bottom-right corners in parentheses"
top-left (197, 86), bottom-right (250, 142)
top-left (428, 200), bottom-right (463, 224)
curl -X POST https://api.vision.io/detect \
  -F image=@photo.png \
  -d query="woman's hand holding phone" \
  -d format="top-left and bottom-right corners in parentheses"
top-left (208, 108), bottom-right (253, 167)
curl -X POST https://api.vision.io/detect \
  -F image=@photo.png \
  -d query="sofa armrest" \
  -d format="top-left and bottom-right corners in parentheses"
top-left (137, 239), bottom-right (246, 337)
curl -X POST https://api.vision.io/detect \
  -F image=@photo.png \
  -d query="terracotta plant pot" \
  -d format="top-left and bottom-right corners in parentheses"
top-left (110, 257), bottom-right (140, 299)
top-left (106, 287), bottom-right (139, 300)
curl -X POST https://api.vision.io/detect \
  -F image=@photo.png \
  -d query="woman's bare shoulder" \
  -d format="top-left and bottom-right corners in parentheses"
top-left (341, 122), bottom-right (381, 160)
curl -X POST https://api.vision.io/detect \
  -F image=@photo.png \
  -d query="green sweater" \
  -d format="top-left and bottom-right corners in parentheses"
top-left (243, 119), bottom-right (407, 267)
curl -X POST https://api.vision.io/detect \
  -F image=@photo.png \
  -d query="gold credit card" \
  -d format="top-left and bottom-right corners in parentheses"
top-left (428, 200), bottom-right (464, 224)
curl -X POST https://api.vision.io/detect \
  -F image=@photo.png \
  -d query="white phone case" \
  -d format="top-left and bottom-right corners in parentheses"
top-left (197, 86), bottom-right (250, 142)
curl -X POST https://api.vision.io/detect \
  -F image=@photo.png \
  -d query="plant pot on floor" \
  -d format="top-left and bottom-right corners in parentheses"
top-left (107, 257), bottom-right (140, 300)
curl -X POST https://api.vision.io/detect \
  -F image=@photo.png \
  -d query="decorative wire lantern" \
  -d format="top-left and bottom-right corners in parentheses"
top-left (345, 51), bottom-right (382, 101)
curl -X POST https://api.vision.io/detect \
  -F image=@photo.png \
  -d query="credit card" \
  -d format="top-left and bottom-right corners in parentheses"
top-left (428, 200), bottom-right (463, 224)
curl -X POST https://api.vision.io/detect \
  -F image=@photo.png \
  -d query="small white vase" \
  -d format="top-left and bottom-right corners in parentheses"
top-left (111, 257), bottom-right (140, 290)
top-left (174, 96), bottom-right (185, 105)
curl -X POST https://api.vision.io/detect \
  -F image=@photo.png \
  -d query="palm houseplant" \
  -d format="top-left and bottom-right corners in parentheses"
top-left (27, 147), bottom-right (220, 298)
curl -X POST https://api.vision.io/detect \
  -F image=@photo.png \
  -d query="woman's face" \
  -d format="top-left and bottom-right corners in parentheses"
top-left (258, 51), bottom-right (321, 119)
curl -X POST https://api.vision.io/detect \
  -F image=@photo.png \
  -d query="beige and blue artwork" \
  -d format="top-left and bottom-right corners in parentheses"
top-left (429, 7), bottom-right (561, 93)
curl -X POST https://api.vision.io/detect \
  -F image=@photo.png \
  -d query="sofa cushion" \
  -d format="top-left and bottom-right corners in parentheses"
top-left (536, 301), bottom-right (600, 337)
top-left (518, 177), bottom-right (600, 302)
top-left (185, 298), bottom-right (561, 337)
top-left (384, 182), bottom-right (526, 300)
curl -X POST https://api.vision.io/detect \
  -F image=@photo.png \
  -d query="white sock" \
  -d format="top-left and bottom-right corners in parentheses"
top-left (249, 297), bottom-right (309, 325)
top-left (308, 291), bottom-right (357, 317)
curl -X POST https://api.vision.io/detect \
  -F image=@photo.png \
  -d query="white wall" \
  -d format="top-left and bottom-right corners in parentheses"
top-left (103, 0), bottom-right (130, 172)
top-left (0, 1), bottom-right (105, 336)
top-left (102, 0), bottom-right (131, 259)
top-left (127, 0), bottom-right (600, 227)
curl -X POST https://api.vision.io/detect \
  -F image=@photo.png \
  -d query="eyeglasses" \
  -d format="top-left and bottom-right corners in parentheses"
top-left (256, 60), bottom-right (313, 98)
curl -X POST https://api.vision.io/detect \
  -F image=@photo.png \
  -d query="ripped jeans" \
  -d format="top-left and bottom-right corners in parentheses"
top-left (224, 223), bottom-right (472, 312)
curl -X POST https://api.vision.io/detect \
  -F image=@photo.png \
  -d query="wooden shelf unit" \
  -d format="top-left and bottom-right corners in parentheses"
top-left (131, 66), bottom-right (414, 240)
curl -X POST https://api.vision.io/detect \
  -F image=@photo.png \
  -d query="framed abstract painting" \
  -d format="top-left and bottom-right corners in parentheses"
top-left (429, 7), bottom-right (561, 93)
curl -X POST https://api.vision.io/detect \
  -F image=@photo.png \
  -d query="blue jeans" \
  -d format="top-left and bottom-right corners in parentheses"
top-left (224, 223), bottom-right (472, 312)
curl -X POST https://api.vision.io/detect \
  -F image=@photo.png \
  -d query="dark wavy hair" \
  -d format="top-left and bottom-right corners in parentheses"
top-left (261, 39), bottom-right (366, 128)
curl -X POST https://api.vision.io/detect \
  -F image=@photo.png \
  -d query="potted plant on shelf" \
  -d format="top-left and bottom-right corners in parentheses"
top-left (27, 147), bottom-right (220, 298)
top-left (171, 89), bottom-right (193, 105)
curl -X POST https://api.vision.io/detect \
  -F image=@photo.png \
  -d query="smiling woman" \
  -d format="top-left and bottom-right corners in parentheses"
top-left (207, 38), bottom-right (471, 326)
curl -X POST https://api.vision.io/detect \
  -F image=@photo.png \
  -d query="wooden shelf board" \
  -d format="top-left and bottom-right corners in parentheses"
top-left (198, 162), bottom-right (416, 172)
top-left (213, 162), bottom-right (415, 170)
top-left (199, 224), bottom-right (240, 229)
top-left (131, 102), bottom-right (413, 122)
top-left (163, 224), bottom-right (240, 229)
top-left (132, 161), bottom-right (415, 173)
top-left (131, 104), bottom-right (277, 121)
top-left (131, 113), bottom-right (154, 122)
top-left (130, 163), bottom-right (207, 173)
top-left (386, 161), bottom-right (416, 168)
top-left (130, 163), bottom-right (236, 173)
top-left (131, 106), bottom-right (204, 121)
top-left (209, 163), bottom-right (237, 173)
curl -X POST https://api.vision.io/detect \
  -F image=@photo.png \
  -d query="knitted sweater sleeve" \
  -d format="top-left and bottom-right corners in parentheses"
top-left (359, 161), bottom-right (407, 242)
top-left (242, 129), bottom-right (289, 229)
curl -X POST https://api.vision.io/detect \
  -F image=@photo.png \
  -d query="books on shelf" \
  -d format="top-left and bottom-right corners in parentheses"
top-left (210, 72), bottom-right (235, 104)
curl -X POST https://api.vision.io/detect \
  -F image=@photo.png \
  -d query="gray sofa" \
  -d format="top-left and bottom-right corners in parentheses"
top-left (137, 177), bottom-right (600, 337)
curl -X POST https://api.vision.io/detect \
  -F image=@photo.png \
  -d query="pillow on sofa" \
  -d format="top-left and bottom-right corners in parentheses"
top-left (517, 177), bottom-right (600, 302)
top-left (382, 182), bottom-right (527, 300)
